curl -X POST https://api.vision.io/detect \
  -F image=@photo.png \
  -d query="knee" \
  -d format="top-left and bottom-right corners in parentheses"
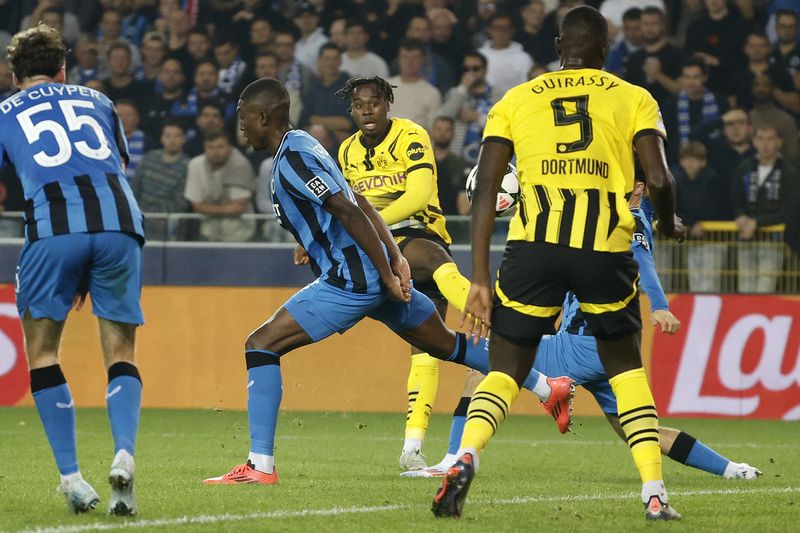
top-left (246, 323), bottom-right (276, 352)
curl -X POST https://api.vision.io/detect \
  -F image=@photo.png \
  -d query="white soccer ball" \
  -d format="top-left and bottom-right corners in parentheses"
top-left (465, 163), bottom-right (520, 217)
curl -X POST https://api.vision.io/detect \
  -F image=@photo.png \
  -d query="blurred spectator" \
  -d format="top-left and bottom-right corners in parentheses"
top-left (673, 0), bottom-right (705, 46)
top-left (707, 108), bottom-right (755, 219)
top-left (685, 0), bottom-right (750, 91)
top-left (165, 8), bottom-right (193, 70)
top-left (604, 7), bottom-right (643, 76)
top-left (134, 120), bottom-right (190, 241)
top-left (471, 0), bottom-right (499, 48)
top-left (135, 31), bottom-right (167, 83)
top-left (103, 42), bottom-right (151, 108)
top-left (749, 74), bottom-right (799, 161)
top-left (772, 9), bottom-right (799, 89)
top-left (388, 39), bottom-right (442, 131)
top-left (68, 34), bottom-right (107, 85)
top-left (299, 44), bottom-right (353, 142)
top-left (478, 13), bottom-right (533, 96)
top-left (97, 8), bottom-right (142, 69)
top-left (141, 57), bottom-right (186, 138)
top-left (428, 8), bottom-right (469, 70)
top-left (673, 141), bottom-right (726, 292)
top-left (730, 32), bottom-right (799, 113)
top-left (624, 6), bottom-right (681, 109)
top-left (215, 34), bottom-right (247, 95)
top-left (599, 0), bottom-right (664, 42)
top-left (184, 130), bottom-right (257, 242)
top-left (187, 28), bottom-right (213, 67)
top-left (273, 28), bottom-right (314, 98)
top-left (662, 58), bottom-right (725, 164)
top-left (430, 116), bottom-right (467, 216)
top-left (21, 2), bottom-right (80, 46)
top-left (0, 61), bottom-right (17, 100)
top-left (116, 99), bottom-right (154, 182)
top-left (395, 14), bottom-right (455, 95)
top-left (514, 0), bottom-right (558, 68)
top-left (184, 59), bottom-right (236, 121)
top-left (731, 125), bottom-right (799, 293)
top-left (293, 2), bottom-right (328, 73)
top-left (185, 102), bottom-right (227, 157)
top-left (328, 17), bottom-right (347, 49)
top-left (247, 50), bottom-right (303, 126)
top-left (254, 152), bottom-right (292, 243)
top-left (119, 0), bottom-right (154, 48)
top-left (440, 51), bottom-right (502, 167)
top-left (341, 18), bottom-right (389, 78)
top-left (307, 123), bottom-right (338, 159)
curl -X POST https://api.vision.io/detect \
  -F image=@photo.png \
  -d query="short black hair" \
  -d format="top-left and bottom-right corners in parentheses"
top-left (462, 50), bottom-right (488, 69)
top-left (162, 118), bottom-right (187, 134)
top-left (335, 76), bottom-right (395, 104)
top-left (40, 7), bottom-right (65, 22)
top-left (681, 57), bottom-right (707, 75)
top-left (107, 41), bottom-right (132, 59)
top-left (239, 77), bottom-right (291, 125)
top-left (318, 42), bottom-right (342, 57)
top-left (776, 9), bottom-right (798, 22)
top-left (345, 18), bottom-right (367, 31)
top-left (203, 129), bottom-right (231, 144)
top-left (7, 23), bottom-right (67, 81)
top-left (198, 100), bottom-right (224, 116)
top-left (398, 38), bottom-right (425, 54)
top-left (641, 6), bottom-right (665, 19)
top-left (194, 58), bottom-right (219, 71)
top-left (559, 6), bottom-right (608, 54)
top-left (622, 7), bottom-right (642, 21)
top-left (433, 115), bottom-right (454, 127)
top-left (213, 34), bottom-right (238, 49)
top-left (115, 98), bottom-right (138, 111)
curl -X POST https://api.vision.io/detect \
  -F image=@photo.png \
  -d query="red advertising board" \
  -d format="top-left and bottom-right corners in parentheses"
top-left (651, 294), bottom-right (800, 420)
top-left (0, 285), bottom-right (29, 405)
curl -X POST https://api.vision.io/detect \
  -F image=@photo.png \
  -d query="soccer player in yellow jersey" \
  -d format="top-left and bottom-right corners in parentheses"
top-left (334, 76), bottom-right (471, 471)
top-left (432, 6), bottom-right (686, 521)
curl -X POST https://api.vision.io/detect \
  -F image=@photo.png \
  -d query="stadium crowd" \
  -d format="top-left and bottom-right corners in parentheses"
top-left (0, 0), bottom-right (798, 290)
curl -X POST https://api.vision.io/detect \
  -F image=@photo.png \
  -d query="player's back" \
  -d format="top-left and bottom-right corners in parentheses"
top-left (272, 129), bottom-right (385, 294)
top-left (486, 69), bottom-right (665, 253)
top-left (0, 83), bottom-right (143, 242)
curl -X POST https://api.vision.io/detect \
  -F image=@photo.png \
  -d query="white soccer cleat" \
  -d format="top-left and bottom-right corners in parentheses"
top-left (399, 447), bottom-right (428, 472)
top-left (108, 449), bottom-right (137, 516)
top-left (400, 454), bottom-right (457, 477)
top-left (58, 475), bottom-right (100, 514)
top-left (724, 462), bottom-right (762, 480)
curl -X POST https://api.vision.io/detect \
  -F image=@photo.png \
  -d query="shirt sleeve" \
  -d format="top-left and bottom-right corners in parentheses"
top-left (227, 185), bottom-right (253, 201)
top-left (632, 89), bottom-right (667, 143)
top-left (183, 159), bottom-right (204, 203)
top-left (280, 148), bottom-right (343, 206)
top-left (631, 222), bottom-right (669, 311)
top-left (482, 96), bottom-right (513, 148)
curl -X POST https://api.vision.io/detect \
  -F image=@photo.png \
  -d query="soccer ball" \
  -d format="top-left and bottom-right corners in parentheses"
top-left (465, 163), bottom-right (520, 217)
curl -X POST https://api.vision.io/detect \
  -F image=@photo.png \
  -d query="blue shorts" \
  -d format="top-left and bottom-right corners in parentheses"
top-left (533, 332), bottom-right (617, 415)
top-left (284, 279), bottom-right (436, 342)
top-left (16, 232), bottom-right (144, 324)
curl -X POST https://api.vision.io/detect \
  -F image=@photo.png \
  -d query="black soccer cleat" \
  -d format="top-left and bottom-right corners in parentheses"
top-left (431, 453), bottom-right (475, 518)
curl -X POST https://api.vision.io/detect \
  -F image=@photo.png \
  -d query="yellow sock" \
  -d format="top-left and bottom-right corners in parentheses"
top-left (432, 262), bottom-right (470, 312)
top-left (610, 368), bottom-right (663, 483)
top-left (461, 371), bottom-right (520, 452)
top-left (405, 353), bottom-right (439, 441)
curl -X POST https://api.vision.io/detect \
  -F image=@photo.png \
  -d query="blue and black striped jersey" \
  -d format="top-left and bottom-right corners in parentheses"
top-left (271, 130), bottom-right (385, 294)
top-left (0, 83), bottom-right (144, 242)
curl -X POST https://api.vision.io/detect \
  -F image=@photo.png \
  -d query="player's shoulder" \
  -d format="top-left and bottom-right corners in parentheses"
top-left (392, 117), bottom-right (428, 139)
top-left (631, 207), bottom-right (652, 250)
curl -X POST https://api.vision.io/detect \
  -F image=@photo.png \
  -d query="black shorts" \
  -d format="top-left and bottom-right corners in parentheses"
top-left (492, 241), bottom-right (641, 345)
top-left (393, 228), bottom-right (451, 305)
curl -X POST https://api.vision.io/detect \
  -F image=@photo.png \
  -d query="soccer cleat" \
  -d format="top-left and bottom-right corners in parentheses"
top-left (541, 376), bottom-right (575, 434)
top-left (399, 447), bottom-right (428, 471)
top-left (725, 462), bottom-right (762, 480)
top-left (202, 460), bottom-right (278, 485)
top-left (108, 449), bottom-right (137, 516)
top-left (400, 455), bottom-right (457, 478)
top-left (644, 496), bottom-right (681, 521)
top-left (58, 475), bottom-right (100, 514)
top-left (431, 453), bottom-right (475, 518)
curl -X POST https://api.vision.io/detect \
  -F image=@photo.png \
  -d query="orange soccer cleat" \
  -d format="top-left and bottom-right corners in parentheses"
top-left (541, 376), bottom-right (575, 434)
top-left (203, 461), bottom-right (278, 485)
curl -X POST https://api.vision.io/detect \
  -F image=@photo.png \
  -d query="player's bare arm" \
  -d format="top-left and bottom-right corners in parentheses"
top-left (463, 140), bottom-right (513, 340)
top-left (634, 134), bottom-right (685, 241)
top-left (354, 193), bottom-right (411, 292)
top-left (323, 191), bottom-right (409, 302)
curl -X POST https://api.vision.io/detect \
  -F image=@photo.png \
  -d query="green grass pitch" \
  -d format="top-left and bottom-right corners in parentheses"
top-left (0, 408), bottom-right (797, 532)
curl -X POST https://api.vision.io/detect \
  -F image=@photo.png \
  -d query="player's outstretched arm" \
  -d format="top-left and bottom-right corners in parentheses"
top-left (376, 168), bottom-right (434, 225)
top-left (634, 135), bottom-right (685, 241)
top-left (324, 192), bottom-right (409, 302)
top-left (463, 141), bottom-right (512, 339)
top-left (631, 238), bottom-right (680, 334)
top-left (354, 193), bottom-right (411, 289)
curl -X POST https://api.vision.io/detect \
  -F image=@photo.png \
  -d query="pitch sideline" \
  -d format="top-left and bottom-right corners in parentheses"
top-left (12, 486), bottom-right (800, 533)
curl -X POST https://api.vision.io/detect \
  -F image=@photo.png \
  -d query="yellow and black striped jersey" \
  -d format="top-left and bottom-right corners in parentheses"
top-left (483, 69), bottom-right (665, 253)
top-left (338, 117), bottom-right (451, 244)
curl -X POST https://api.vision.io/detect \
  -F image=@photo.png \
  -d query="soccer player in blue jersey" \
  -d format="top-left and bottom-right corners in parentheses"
top-left (2, 25), bottom-right (144, 515)
top-left (418, 173), bottom-right (761, 480)
top-left (202, 78), bottom-right (573, 485)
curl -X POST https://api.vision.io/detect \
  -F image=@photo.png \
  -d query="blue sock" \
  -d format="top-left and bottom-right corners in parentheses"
top-left (245, 350), bottom-right (283, 456)
top-left (447, 397), bottom-right (470, 455)
top-left (31, 365), bottom-right (78, 475)
top-left (668, 431), bottom-right (729, 476)
top-left (447, 333), bottom-right (489, 374)
top-left (106, 362), bottom-right (142, 455)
